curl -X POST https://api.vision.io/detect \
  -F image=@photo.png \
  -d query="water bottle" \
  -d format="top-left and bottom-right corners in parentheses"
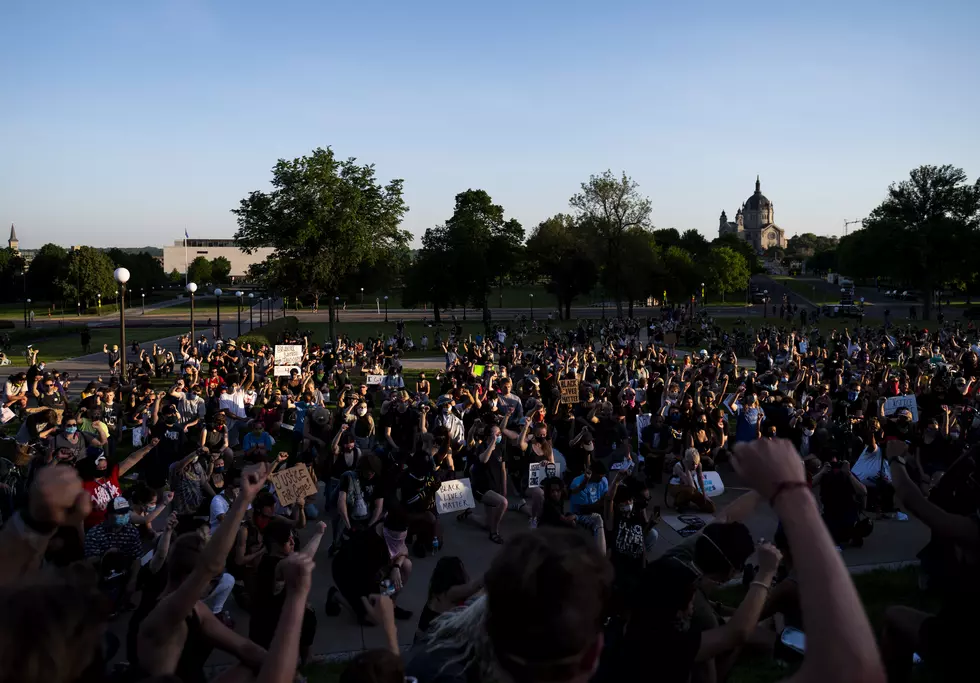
top-left (432, 537), bottom-right (441, 553)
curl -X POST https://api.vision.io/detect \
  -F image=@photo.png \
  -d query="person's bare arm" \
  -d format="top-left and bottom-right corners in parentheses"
top-left (444, 575), bottom-right (485, 603)
top-left (140, 463), bottom-right (271, 643)
top-left (197, 604), bottom-right (266, 668)
top-left (300, 521), bottom-right (328, 558)
top-left (888, 443), bottom-right (979, 548)
top-left (732, 439), bottom-right (885, 683)
top-left (256, 553), bottom-right (314, 683)
top-left (148, 514), bottom-right (179, 574)
top-left (119, 437), bottom-right (161, 476)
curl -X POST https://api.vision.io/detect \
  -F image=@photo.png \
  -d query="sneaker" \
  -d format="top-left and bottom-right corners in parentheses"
top-left (529, 517), bottom-right (538, 529)
top-left (895, 511), bottom-right (909, 521)
top-left (393, 606), bottom-right (414, 621)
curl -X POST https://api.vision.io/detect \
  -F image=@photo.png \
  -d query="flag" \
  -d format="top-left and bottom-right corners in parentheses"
top-left (184, 227), bottom-right (189, 239)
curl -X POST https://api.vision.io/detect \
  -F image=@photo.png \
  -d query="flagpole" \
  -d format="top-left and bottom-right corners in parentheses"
top-left (184, 229), bottom-right (188, 285)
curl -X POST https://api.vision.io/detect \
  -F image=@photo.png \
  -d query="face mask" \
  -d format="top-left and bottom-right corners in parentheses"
top-left (213, 466), bottom-right (225, 473)
top-left (441, 406), bottom-right (450, 414)
top-left (357, 407), bottom-right (368, 417)
top-left (113, 513), bottom-right (130, 526)
top-left (619, 503), bottom-right (633, 515)
top-left (64, 426), bottom-right (78, 434)
top-left (803, 428), bottom-right (813, 437)
top-left (495, 434), bottom-right (503, 444)
top-left (344, 444), bottom-right (354, 451)
top-left (189, 392), bottom-right (197, 399)
top-left (950, 431), bottom-right (961, 440)
top-left (145, 504), bottom-right (157, 513)
top-left (847, 391), bottom-right (859, 402)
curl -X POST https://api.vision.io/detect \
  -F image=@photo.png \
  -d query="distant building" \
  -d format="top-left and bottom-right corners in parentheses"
top-left (162, 238), bottom-right (274, 278)
top-left (718, 176), bottom-right (788, 252)
top-left (7, 223), bottom-right (36, 265)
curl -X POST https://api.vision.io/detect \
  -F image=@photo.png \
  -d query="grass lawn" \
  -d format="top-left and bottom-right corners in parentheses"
top-left (300, 567), bottom-right (939, 683)
top-left (14, 326), bottom-right (192, 363)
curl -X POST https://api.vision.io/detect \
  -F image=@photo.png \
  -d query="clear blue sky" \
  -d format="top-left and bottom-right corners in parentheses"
top-left (2, 0), bottom-right (978, 249)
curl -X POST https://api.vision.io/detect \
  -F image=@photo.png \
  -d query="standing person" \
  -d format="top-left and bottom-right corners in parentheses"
top-left (103, 344), bottom-right (121, 376)
top-left (80, 328), bottom-right (92, 354)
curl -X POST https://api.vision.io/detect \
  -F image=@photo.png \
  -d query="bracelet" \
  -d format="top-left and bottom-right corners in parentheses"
top-left (750, 580), bottom-right (771, 592)
top-left (769, 481), bottom-right (809, 507)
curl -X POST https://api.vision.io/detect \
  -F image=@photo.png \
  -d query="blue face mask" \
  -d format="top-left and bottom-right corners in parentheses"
top-left (64, 425), bottom-right (78, 435)
top-left (495, 434), bottom-right (502, 445)
top-left (113, 513), bottom-right (130, 526)
top-left (847, 391), bottom-right (859, 402)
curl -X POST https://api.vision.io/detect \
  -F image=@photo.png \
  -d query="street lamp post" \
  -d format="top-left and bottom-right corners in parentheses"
top-left (25, 298), bottom-right (31, 328)
top-left (22, 270), bottom-right (28, 328)
top-left (763, 289), bottom-right (769, 318)
top-left (248, 293), bottom-right (254, 330)
top-left (701, 282), bottom-right (705, 306)
top-left (360, 287), bottom-right (364, 306)
top-left (214, 288), bottom-right (223, 338)
top-left (77, 301), bottom-right (80, 317)
top-left (335, 296), bottom-right (340, 322)
top-left (384, 295), bottom-right (389, 322)
top-left (187, 282), bottom-right (198, 339)
top-left (259, 298), bottom-right (265, 326)
top-left (141, 290), bottom-right (145, 315)
top-left (114, 268), bottom-right (131, 382)
top-left (529, 293), bottom-right (534, 321)
top-left (97, 293), bottom-right (101, 316)
top-left (236, 291), bottom-right (243, 337)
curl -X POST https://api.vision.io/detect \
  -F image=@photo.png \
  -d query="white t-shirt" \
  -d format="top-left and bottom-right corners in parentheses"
top-left (209, 493), bottom-right (230, 532)
top-left (219, 390), bottom-right (246, 418)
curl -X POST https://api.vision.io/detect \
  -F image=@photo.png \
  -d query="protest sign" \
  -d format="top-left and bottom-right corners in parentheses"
top-left (274, 344), bottom-right (303, 377)
top-left (701, 471), bottom-right (725, 498)
top-left (473, 364), bottom-right (486, 377)
top-left (663, 332), bottom-right (678, 346)
top-left (559, 379), bottom-right (580, 404)
top-left (269, 464), bottom-right (318, 507)
top-left (365, 374), bottom-right (384, 386)
top-left (883, 394), bottom-right (919, 423)
top-left (435, 478), bottom-right (476, 514)
top-left (528, 461), bottom-right (562, 488)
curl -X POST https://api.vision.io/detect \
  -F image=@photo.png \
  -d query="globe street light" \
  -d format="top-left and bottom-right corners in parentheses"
top-left (258, 297), bottom-right (264, 326)
top-left (335, 296), bottom-right (340, 322)
top-left (25, 298), bottom-right (31, 329)
top-left (248, 292), bottom-right (254, 330)
top-left (701, 281), bottom-right (705, 305)
top-left (236, 291), bottom-right (243, 337)
top-left (97, 293), bottom-right (102, 315)
top-left (214, 288), bottom-right (223, 339)
top-left (384, 295), bottom-right (389, 322)
top-left (141, 289), bottom-right (145, 315)
top-left (529, 293), bottom-right (534, 321)
top-left (186, 282), bottom-right (198, 339)
top-left (360, 286), bottom-right (364, 306)
top-left (114, 268), bottom-right (131, 382)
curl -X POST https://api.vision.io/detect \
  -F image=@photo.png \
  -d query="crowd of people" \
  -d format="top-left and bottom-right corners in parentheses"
top-left (0, 308), bottom-right (977, 683)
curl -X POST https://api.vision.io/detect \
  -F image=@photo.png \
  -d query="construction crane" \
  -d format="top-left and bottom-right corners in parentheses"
top-left (843, 219), bottom-right (863, 236)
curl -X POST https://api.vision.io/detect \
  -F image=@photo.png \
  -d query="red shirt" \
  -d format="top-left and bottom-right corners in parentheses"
top-left (82, 465), bottom-right (122, 529)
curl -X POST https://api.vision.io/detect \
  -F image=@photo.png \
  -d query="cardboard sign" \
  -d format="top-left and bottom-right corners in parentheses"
top-left (636, 413), bottom-right (652, 445)
top-left (269, 464), bottom-right (318, 507)
top-left (132, 425), bottom-right (146, 448)
top-left (663, 514), bottom-right (715, 538)
top-left (435, 478), bottom-right (476, 514)
top-left (883, 394), bottom-right (919, 423)
top-left (528, 461), bottom-right (562, 488)
top-left (663, 332), bottom-right (678, 346)
top-left (559, 379), bottom-right (580, 404)
top-left (274, 344), bottom-right (303, 377)
top-left (473, 364), bottom-right (486, 377)
top-left (365, 374), bottom-right (384, 386)
top-left (701, 471), bottom-right (725, 498)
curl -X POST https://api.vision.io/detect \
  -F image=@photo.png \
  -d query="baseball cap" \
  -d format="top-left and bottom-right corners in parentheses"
top-left (86, 446), bottom-right (106, 463)
top-left (111, 496), bottom-right (130, 514)
top-left (312, 408), bottom-right (329, 426)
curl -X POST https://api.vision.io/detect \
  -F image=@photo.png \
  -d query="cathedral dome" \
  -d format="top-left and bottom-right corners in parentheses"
top-left (744, 175), bottom-right (770, 211)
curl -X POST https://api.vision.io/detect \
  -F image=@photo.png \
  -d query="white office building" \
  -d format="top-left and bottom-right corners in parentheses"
top-left (162, 238), bottom-right (274, 278)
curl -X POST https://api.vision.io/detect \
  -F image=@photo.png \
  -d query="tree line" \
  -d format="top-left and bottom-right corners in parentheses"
top-left (234, 151), bottom-right (759, 335)
top-left (765, 165), bottom-right (980, 320)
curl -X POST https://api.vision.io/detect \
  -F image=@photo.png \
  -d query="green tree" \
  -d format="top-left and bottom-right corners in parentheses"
top-left (615, 228), bottom-right (665, 317)
top-left (169, 268), bottom-right (183, 284)
top-left (848, 164), bottom-right (980, 319)
top-left (0, 248), bottom-right (27, 304)
top-left (233, 147), bottom-right (409, 339)
top-left (712, 233), bottom-right (764, 273)
top-left (210, 256), bottom-right (232, 283)
top-left (704, 246), bottom-right (750, 302)
top-left (662, 246), bottom-right (700, 301)
top-left (678, 229), bottom-right (710, 258)
top-left (62, 247), bottom-right (115, 309)
top-left (187, 256), bottom-right (213, 285)
top-left (570, 170), bottom-right (653, 316)
top-left (27, 243), bottom-right (69, 306)
top-left (652, 228), bottom-right (680, 248)
top-left (526, 214), bottom-right (598, 320)
top-left (106, 248), bottom-right (168, 294)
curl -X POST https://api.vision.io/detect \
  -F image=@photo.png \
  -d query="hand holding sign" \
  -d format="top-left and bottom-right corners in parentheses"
top-left (269, 464), bottom-right (318, 507)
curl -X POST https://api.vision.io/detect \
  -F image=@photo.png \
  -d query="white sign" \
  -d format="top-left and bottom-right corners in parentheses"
top-left (435, 478), bottom-right (476, 514)
top-left (528, 461), bottom-right (562, 488)
top-left (365, 374), bottom-right (384, 386)
top-left (636, 413), bottom-right (651, 446)
top-left (701, 471), bottom-right (725, 498)
top-left (274, 344), bottom-right (303, 376)
top-left (883, 394), bottom-right (919, 423)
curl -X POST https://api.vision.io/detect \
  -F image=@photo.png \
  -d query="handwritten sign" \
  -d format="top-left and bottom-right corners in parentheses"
top-left (269, 464), bottom-right (318, 507)
top-left (701, 471), bottom-right (725, 498)
top-left (883, 394), bottom-right (919, 423)
top-left (365, 374), bottom-right (384, 386)
top-left (663, 332), bottom-right (679, 346)
top-left (274, 344), bottom-right (303, 377)
top-left (435, 478), bottom-right (476, 514)
top-left (473, 364), bottom-right (486, 377)
top-left (559, 379), bottom-right (580, 404)
top-left (528, 461), bottom-right (562, 488)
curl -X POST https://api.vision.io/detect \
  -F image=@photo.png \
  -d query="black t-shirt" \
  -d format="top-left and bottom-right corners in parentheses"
top-left (152, 421), bottom-right (186, 465)
top-left (384, 408), bottom-right (417, 452)
top-left (38, 391), bottom-right (64, 409)
top-left (467, 441), bottom-right (504, 495)
top-left (609, 626), bottom-right (701, 683)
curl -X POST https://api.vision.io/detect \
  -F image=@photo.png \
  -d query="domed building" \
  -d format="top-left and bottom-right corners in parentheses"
top-left (718, 176), bottom-right (787, 252)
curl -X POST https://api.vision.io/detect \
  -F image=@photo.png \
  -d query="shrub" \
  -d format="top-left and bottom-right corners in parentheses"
top-left (236, 316), bottom-right (299, 348)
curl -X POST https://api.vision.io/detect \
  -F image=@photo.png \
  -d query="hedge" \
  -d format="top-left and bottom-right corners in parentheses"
top-left (236, 316), bottom-right (299, 348)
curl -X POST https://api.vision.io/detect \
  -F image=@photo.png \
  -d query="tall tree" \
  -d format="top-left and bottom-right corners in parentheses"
top-left (712, 233), bottom-right (764, 273)
top-left (210, 256), bottom-right (232, 283)
top-left (570, 170), bottom-right (653, 316)
top-left (62, 247), bottom-right (115, 309)
top-left (233, 147), bottom-right (409, 339)
top-left (187, 256), bottom-right (213, 286)
top-left (526, 214), bottom-right (598, 320)
top-left (652, 228), bottom-right (680, 248)
top-left (852, 164), bottom-right (980, 319)
top-left (27, 243), bottom-right (69, 305)
top-left (0, 248), bottom-right (27, 304)
top-left (106, 249), bottom-right (168, 294)
top-left (703, 246), bottom-right (750, 302)
top-left (615, 228), bottom-right (665, 318)
top-left (678, 229), bottom-right (710, 257)
top-left (662, 246), bottom-right (700, 302)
